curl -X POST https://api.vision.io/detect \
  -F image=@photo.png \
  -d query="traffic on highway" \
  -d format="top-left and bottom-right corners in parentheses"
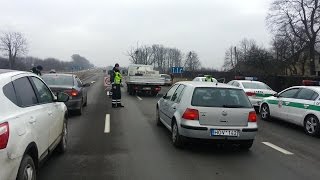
top-left (1, 67), bottom-right (320, 180)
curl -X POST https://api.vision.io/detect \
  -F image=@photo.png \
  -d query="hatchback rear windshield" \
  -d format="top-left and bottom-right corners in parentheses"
top-left (42, 75), bottom-right (74, 86)
top-left (191, 87), bottom-right (252, 108)
top-left (242, 82), bottom-right (271, 90)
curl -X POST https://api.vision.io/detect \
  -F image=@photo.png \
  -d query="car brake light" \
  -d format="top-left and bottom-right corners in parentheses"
top-left (155, 86), bottom-right (161, 91)
top-left (65, 89), bottom-right (79, 97)
top-left (182, 108), bottom-right (199, 120)
top-left (246, 92), bottom-right (256, 96)
top-left (248, 111), bottom-right (257, 122)
top-left (0, 122), bottom-right (9, 149)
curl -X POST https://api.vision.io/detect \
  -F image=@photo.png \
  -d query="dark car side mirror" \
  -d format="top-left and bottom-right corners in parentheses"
top-left (83, 83), bottom-right (91, 87)
top-left (273, 93), bottom-right (279, 98)
top-left (56, 92), bottom-right (69, 102)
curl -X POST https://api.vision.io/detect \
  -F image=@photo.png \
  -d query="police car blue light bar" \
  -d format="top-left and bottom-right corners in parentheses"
top-left (235, 76), bottom-right (258, 81)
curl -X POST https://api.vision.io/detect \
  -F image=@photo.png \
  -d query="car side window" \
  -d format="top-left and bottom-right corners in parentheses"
top-left (234, 82), bottom-right (240, 87)
top-left (13, 77), bottom-right (38, 107)
top-left (279, 88), bottom-right (300, 98)
top-left (171, 85), bottom-right (186, 102)
top-left (296, 88), bottom-right (318, 100)
top-left (76, 78), bottom-right (83, 87)
top-left (164, 84), bottom-right (179, 100)
top-left (3, 82), bottom-right (18, 106)
top-left (30, 77), bottom-right (53, 104)
top-left (227, 81), bottom-right (234, 86)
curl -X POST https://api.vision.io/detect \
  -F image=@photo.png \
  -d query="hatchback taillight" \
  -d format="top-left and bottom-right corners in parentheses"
top-left (65, 89), bottom-right (79, 97)
top-left (182, 108), bottom-right (199, 120)
top-left (246, 92), bottom-right (256, 96)
top-left (248, 111), bottom-right (257, 122)
top-left (0, 122), bottom-right (9, 149)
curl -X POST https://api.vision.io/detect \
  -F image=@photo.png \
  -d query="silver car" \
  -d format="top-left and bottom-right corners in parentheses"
top-left (156, 81), bottom-right (258, 149)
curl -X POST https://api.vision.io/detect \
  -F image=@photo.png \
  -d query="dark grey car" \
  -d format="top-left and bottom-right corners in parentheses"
top-left (42, 73), bottom-right (90, 115)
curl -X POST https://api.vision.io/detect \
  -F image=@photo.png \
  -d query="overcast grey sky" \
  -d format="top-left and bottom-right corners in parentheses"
top-left (0, 0), bottom-right (272, 68)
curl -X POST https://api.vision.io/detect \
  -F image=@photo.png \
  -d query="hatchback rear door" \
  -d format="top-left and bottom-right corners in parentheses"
top-left (191, 87), bottom-right (252, 126)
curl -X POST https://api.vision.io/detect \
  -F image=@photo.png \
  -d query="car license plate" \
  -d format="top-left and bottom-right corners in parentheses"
top-left (143, 87), bottom-right (151, 90)
top-left (211, 129), bottom-right (239, 137)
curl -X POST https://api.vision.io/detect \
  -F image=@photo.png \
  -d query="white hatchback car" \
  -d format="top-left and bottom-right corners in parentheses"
top-left (0, 69), bottom-right (69, 180)
top-left (260, 85), bottom-right (320, 136)
top-left (227, 80), bottom-right (276, 110)
top-left (156, 81), bottom-right (258, 149)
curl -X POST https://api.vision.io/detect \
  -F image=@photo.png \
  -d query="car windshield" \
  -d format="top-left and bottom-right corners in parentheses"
top-left (191, 87), bottom-right (252, 108)
top-left (42, 75), bottom-right (74, 86)
top-left (242, 82), bottom-right (271, 90)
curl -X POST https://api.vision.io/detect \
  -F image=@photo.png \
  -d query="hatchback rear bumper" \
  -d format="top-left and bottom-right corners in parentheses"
top-left (179, 122), bottom-right (257, 140)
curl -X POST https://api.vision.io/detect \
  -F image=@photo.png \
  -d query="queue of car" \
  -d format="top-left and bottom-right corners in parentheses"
top-left (156, 75), bottom-right (320, 149)
top-left (0, 69), bottom-right (91, 180)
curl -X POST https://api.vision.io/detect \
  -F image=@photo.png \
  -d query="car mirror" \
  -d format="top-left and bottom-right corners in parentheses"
top-left (57, 92), bottom-right (69, 102)
top-left (273, 93), bottom-right (279, 98)
top-left (83, 83), bottom-right (91, 87)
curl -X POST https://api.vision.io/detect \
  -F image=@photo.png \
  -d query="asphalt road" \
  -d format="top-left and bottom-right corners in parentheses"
top-left (39, 72), bottom-right (320, 180)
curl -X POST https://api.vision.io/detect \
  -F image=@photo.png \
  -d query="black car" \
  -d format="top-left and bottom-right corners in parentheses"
top-left (42, 73), bottom-right (90, 115)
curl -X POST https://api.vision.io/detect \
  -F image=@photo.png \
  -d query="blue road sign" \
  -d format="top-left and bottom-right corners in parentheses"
top-left (171, 67), bottom-right (183, 74)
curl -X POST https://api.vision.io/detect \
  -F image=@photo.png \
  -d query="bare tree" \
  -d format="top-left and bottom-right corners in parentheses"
top-left (267, 0), bottom-right (320, 75)
top-left (184, 51), bottom-right (201, 71)
top-left (0, 31), bottom-right (28, 69)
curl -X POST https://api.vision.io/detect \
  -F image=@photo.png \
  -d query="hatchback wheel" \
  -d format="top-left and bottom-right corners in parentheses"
top-left (172, 120), bottom-right (184, 148)
top-left (260, 104), bottom-right (270, 121)
top-left (156, 108), bottom-right (162, 126)
top-left (17, 154), bottom-right (36, 180)
top-left (239, 140), bottom-right (254, 150)
top-left (304, 115), bottom-right (320, 136)
top-left (75, 101), bottom-right (83, 115)
top-left (57, 120), bottom-right (68, 153)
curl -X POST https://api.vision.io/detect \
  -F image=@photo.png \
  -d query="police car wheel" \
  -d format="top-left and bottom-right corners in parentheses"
top-left (304, 115), bottom-right (320, 136)
top-left (156, 107), bottom-right (162, 126)
top-left (260, 104), bottom-right (270, 121)
top-left (172, 120), bottom-right (185, 148)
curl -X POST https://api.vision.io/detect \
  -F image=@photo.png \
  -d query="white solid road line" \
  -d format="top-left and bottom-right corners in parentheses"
top-left (104, 114), bottom-right (110, 133)
top-left (262, 142), bottom-right (294, 155)
top-left (137, 96), bottom-right (143, 101)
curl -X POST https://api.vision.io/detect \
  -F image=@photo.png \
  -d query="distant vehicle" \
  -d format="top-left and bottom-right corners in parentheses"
top-left (160, 74), bottom-right (173, 86)
top-left (192, 76), bottom-right (218, 83)
top-left (126, 64), bottom-right (165, 96)
top-left (260, 82), bottom-right (320, 136)
top-left (42, 73), bottom-right (90, 115)
top-left (156, 81), bottom-right (257, 149)
top-left (50, 69), bottom-right (56, 73)
top-left (0, 69), bottom-right (69, 180)
top-left (227, 77), bottom-right (276, 111)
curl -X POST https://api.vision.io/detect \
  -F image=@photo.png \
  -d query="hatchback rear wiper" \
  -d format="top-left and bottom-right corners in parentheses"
top-left (222, 105), bottom-right (246, 108)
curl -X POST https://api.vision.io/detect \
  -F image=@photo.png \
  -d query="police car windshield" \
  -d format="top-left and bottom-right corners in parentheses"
top-left (191, 87), bottom-right (252, 108)
top-left (42, 75), bottom-right (74, 86)
top-left (242, 82), bottom-right (271, 90)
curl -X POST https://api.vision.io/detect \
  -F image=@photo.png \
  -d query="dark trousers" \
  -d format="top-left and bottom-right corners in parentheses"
top-left (112, 84), bottom-right (122, 106)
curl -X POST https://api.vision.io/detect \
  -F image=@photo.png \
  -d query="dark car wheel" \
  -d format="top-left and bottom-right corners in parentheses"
top-left (75, 101), bottom-right (83, 115)
top-left (156, 107), bottom-right (162, 126)
top-left (239, 140), bottom-right (254, 150)
top-left (260, 104), bottom-right (270, 121)
top-left (17, 154), bottom-right (36, 180)
top-left (57, 120), bottom-right (68, 153)
top-left (304, 115), bottom-right (320, 136)
top-left (172, 120), bottom-right (185, 148)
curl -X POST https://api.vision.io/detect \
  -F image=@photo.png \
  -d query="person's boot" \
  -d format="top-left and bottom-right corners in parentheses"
top-left (117, 103), bottom-right (124, 107)
top-left (112, 104), bottom-right (117, 108)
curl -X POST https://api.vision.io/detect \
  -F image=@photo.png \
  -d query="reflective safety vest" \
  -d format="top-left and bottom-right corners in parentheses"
top-left (205, 77), bottom-right (212, 82)
top-left (114, 71), bottom-right (122, 84)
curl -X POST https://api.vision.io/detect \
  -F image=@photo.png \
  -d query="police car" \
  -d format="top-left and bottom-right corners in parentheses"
top-left (260, 80), bottom-right (320, 136)
top-left (227, 77), bottom-right (276, 111)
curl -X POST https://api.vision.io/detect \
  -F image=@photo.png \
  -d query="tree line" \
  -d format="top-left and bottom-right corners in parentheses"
top-left (224, 0), bottom-right (320, 76)
top-left (0, 31), bottom-right (94, 71)
top-left (127, 44), bottom-right (201, 73)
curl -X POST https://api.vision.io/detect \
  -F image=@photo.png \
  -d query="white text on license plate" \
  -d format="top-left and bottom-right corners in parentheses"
top-left (211, 129), bottom-right (239, 137)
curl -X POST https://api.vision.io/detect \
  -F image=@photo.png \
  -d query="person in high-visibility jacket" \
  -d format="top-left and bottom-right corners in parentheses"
top-left (204, 75), bottom-right (213, 82)
top-left (111, 63), bottom-right (124, 108)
